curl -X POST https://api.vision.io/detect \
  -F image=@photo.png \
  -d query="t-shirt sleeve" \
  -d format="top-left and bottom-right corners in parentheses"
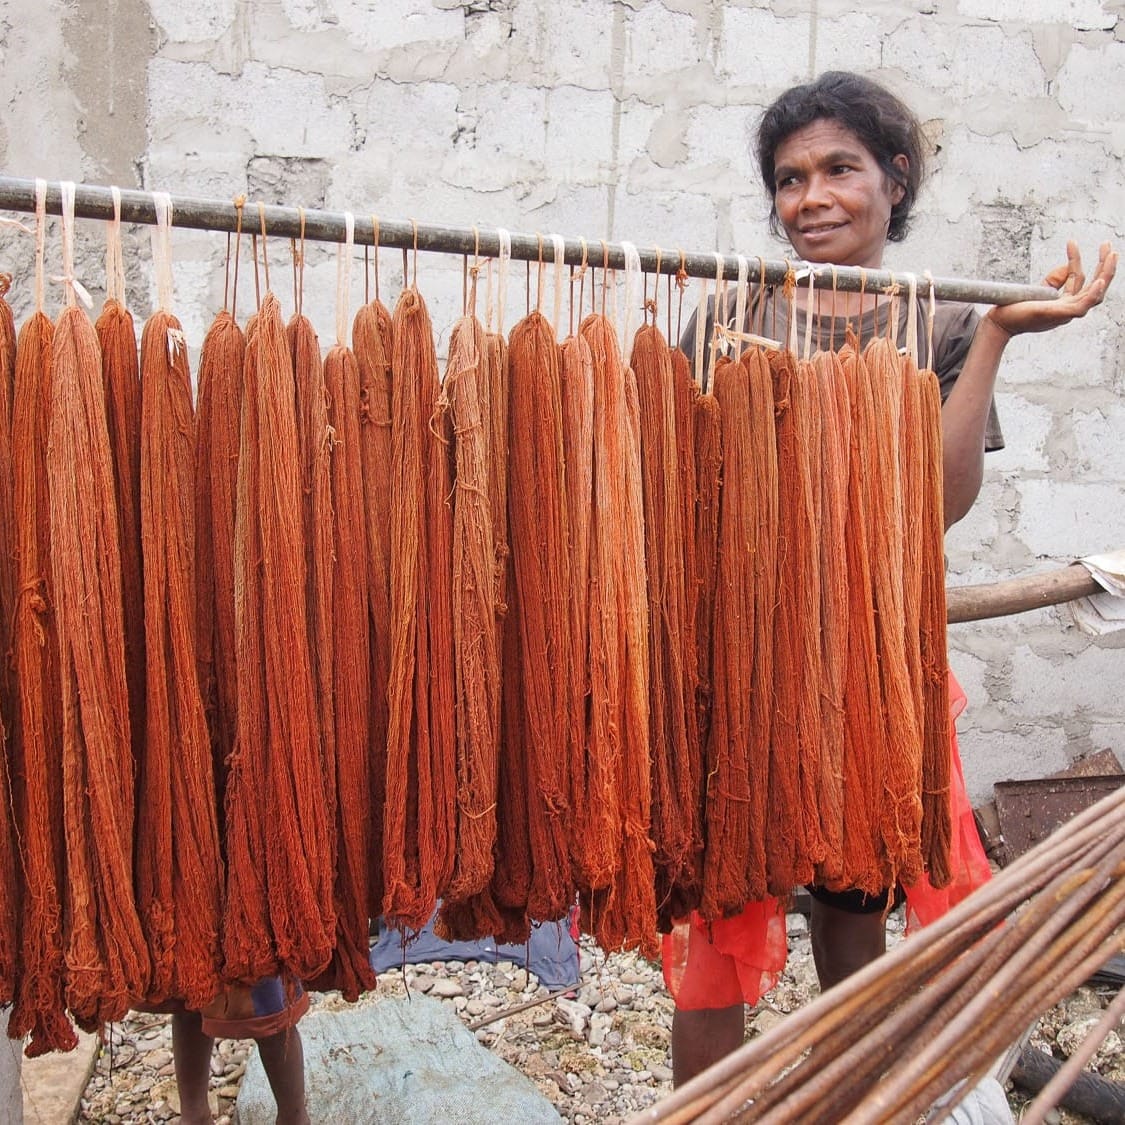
top-left (932, 302), bottom-right (1005, 452)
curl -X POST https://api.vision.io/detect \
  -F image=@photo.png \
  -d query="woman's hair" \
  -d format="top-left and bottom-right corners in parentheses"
top-left (755, 71), bottom-right (927, 243)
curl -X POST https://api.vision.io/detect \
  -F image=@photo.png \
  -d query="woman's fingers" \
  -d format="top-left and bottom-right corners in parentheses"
top-left (1065, 239), bottom-right (1085, 292)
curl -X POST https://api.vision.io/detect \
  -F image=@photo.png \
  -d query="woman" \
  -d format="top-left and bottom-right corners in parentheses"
top-left (669, 70), bottom-right (1116, 1085)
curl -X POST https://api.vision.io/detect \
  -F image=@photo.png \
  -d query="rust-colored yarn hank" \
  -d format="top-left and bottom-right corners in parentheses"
top-left (9, 309), bottom-right (75, 1055)
top-left (323, 335), bottom-right (377, 995)
top-left (810, 350), bottom-right (851, 885)
top-left (702, 351), bottom-right (773, 915)
top-left (836, 337), bottom-right (892, 894)
top-left (438, 314), bottom-right (503, 939)
top-left (357, 297), bottom-right (398, 913)
top-left (668, 343), bottom-right (704, 921)
top-left (919, 368), bottom-right (953, 886)
top-left (48, 304), bottom-right (150, 1026)
top-left (96, 298), bottom-right (146, 776)
top-left (225, 292), bottom-right (334, 981)
top-left (288, 313), bottom-right (337, 884)
top-left (863, 336), bottom-right (923, 886)
top-left (765, 348), bottom-right (817, 892)
top-left (483, 327), bottom-right (532, 943)
top-left (353, 297), bottom-right (394, 918)
top-left (506, 310), bottom-right (573, 923)
top-left (630, 323), bottom-right (699, 925)
top-left (136, 308), bottom-right (224, 1008)
top-left (382, 286), bottom-right (454, 932)
top-left (691, 384), bottom-right (722, 773)
top-left (579, 312), bottom-right (654, 955)
top-left (559, 332), bottom-right (595, 895)
top-left (194, 311), bottom-right (245, 802)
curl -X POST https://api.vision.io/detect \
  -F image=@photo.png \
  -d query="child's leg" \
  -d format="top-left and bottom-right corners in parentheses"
top-left (171, 1010), bottom-right (215, 1125)
top-left (257, 1027), bottom-right (311, 1125)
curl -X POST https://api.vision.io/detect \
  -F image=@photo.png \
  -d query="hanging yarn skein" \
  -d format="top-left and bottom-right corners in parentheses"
top-left (47, 181), bottom-right (150, 1027)
top-left (9, 180), bottom-right (75, 1055)
top-left (321, 214), bottom-right (378, 995)
top-left (135, 193), bottom-right (224, 1008)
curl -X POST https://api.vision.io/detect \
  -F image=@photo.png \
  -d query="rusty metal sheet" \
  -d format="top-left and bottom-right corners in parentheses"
top-left (994, 775), bottom-right (1125, 864)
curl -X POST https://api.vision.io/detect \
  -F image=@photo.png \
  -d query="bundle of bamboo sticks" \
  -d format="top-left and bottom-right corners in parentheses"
top-left (632, 784), bottom-right (1125, 1125)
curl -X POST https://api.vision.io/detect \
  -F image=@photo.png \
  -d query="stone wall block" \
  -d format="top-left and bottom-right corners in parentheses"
top-left (625, 4), bottom-right (699, 78)
top-left (956, 0), bottom-right (1116, 31)
top-left (1016, 479), bottom-right (1125, 558)
top-left (1057, 41), bottom-right (1125, 127)
top-left (716, 8), bottom-right (810, 88)
top-left (148, 59), bottom-right (353, 157)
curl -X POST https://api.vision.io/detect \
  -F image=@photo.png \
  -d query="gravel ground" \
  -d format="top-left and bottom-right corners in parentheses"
top-left (77, 910), bottom-right (1122, 1124)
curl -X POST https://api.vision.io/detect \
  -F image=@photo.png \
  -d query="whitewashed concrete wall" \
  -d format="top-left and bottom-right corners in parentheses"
top-left (0, 0), bottom-right (1122, 802)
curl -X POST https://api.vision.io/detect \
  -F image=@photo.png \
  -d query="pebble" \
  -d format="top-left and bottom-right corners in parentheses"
top-left (589, 1012), bottom-right (613, 1048)
top-left (511, 968), bottom-right (529, 991)
top-left (429, 978), bottom-right (464, 998)
top-left (411, 973), bottom-right (436, 993)
top-left (786, 912), bottom-right (809, 936)
top-left (465, 998), bottom-right (486, 1016)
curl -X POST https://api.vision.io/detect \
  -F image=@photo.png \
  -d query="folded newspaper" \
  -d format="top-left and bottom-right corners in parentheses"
top-left (1071, 548), bottom-right (1125, 636)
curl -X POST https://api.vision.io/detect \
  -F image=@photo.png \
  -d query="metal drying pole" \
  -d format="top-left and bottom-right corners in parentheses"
top-left (0, 175), bottom-right (1059, 306)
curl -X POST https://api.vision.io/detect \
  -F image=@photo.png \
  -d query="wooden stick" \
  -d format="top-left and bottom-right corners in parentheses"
top-left (946, 563), bottom-right (1102, 624)
top-left (466, 983), bottom-right (578, 1031)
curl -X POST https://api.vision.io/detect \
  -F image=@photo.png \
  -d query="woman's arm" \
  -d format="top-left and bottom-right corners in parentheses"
top-left (941, 241), bottom-right (1117, 529)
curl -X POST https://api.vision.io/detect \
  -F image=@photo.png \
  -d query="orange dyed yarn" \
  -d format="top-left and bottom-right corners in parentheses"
top-left (223, 314), bottom-right (273, 981)
top-left (580, 313), bottom-right (654, 955)
top-left (836, 338), bottom-right (888, 894)
top-left (630, 323), bottom-right (699, 926)
top-left (96, 298), bottom-right (145, 777)
top-left (323, 336), bottom-right (377, 995)
top-left (766, 349), bottom-right (816, 893)
top-left (703, 352), bottom-right (772, 915)
top-left (668, 344), bottom-right (704, 922)
top-left (491, 557), bottom-right (533, 943)
top-left (482, 329), bottom-right (525, 943)
top-left (507, 310), bottom-right (573, 923)
top-left (438, 315), bottom-right (503, 939)
top-left (9, 309), bottom-right (75, 1055)
top-left (352, 297), bottom-right (394, 918)
top-left (863, 336), bottom-right (923, 886)
top-left (576, 313), bottom-right (625, 907)
top-left (136, 308), bottom-right (224, 1008)
top-left (919, 369), bottom-right (953, 886)
top-left (288, 313), bottom-right (337, 877)
top-left (692, 385), bottom-right (722, 766)
top-left (791, 357), bottom-right (827, 878)
top-left (810, 351), bottom-right (851, 885)
top-left (225, 293), bottom-right (334, 981)
top-left (382, 286), bottom-right (453, 932)
top-left (425, 337), bottom-right (458, 909)
top-left (48, 305), bottom-right (150, 1026)
top-left (484, 331), bottom-right (511, 622)
top-left (193, 311), bottom-right (245, 808)
top-left (559, 332), bottom-right (595, 895)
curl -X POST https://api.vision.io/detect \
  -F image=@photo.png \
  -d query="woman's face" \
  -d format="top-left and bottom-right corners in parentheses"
top-left (771, 118), bottom-right (907, 269)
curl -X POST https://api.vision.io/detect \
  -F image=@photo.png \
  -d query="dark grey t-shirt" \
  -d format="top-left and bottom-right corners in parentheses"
top-left (679, 286), bottom-right (1004, 451)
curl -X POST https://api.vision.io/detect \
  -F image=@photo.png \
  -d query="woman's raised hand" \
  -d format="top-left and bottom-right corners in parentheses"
top-left (985, 240), bottom-right (1117, 338)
